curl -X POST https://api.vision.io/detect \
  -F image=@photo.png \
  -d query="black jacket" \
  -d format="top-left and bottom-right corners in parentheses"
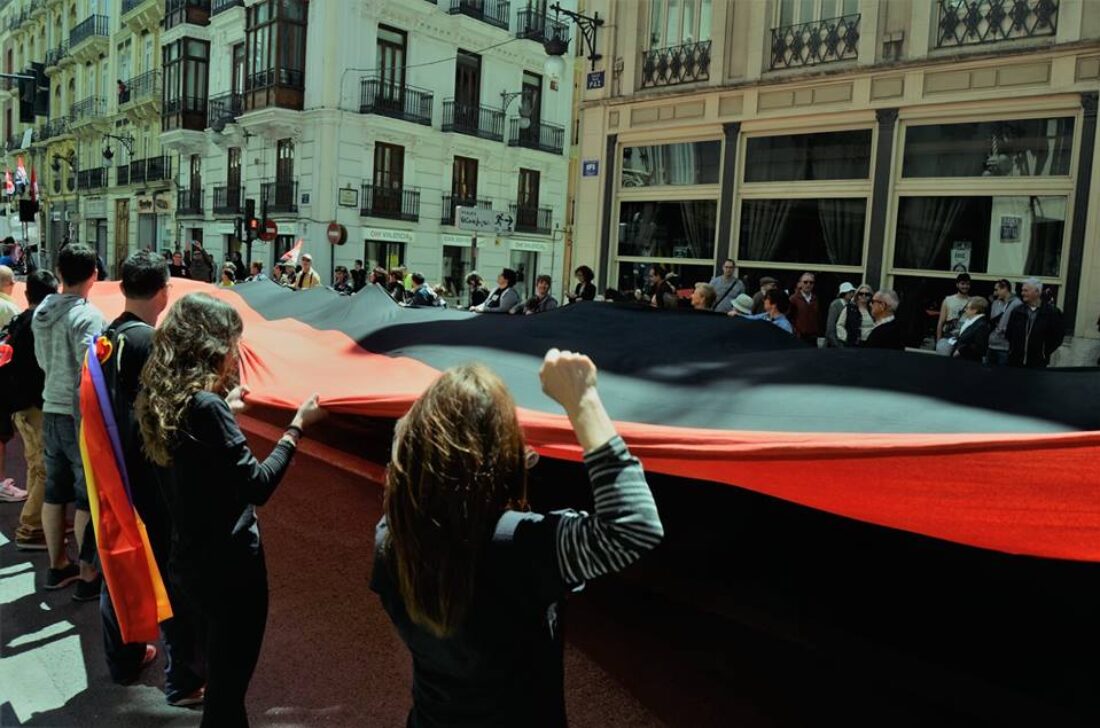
top-left (952, 317), bottom-right (990, 362)
top-left (1006, 303), bottom-right (1064, 368)
top-left (3, 308), bottom-right (45, 412)
top-left (864, 319), bottom-right (904, 350)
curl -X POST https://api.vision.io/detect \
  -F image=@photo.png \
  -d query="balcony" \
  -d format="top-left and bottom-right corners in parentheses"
top-left (5, 133), bottom-right (20, 151)
top-left (77, 168), bottom-right (107, 191)
top-left (178, 187), bottom-right (203, 215)
top-left (640, 40), bottom-right (712, 88)
top-left (361, 184), bottom-right (420, 222)
top-left (163, 95), bottom-right (207, 132)
top-left (206, 92), bottom-right (242, 128)
top-left (71, 96), bottom-right (107, 128)
top-left (262, 180), bottom-right (298, 214)
top-left (936, 0), bottom-right (1057, 49)
top-left (442, 100), bottom-right (504, 141)
top-left (42, 116), bottom-right (70, 139)
top-left (211, 0), bottom-right (244, 16)
top-left (45, 43), bottom-right (69, 72)
top-left (509, 203), bottom-right (552, 235)
top-left (128, 155), bottom-right (172, 185)
top-left (116, 164), bottom-right (129, 186)
top-left (359, 78), bottom-right (433, 126)
top-left (771, 14), bottom-right (860, 69)
top-left (121, 0), bottom-right (162, 32)
top-left (516, 7), bottom-right (570, 44)
top-left (213, 184), bottom-right (242, 214)
top-left (441, 194), bottom-right (491, 225)
top-left (164, 0), bottom-right (210, 30)
top-left (119, 69), bottom-right (161, 116)
top-left (448, 0), bottom-right (510, 31)
top-left (243, 68), bottom-right (305, 113)
top-left (69, 15), bottom-right (110, 62)
top-left (507, 118), bottom-right (564, 155)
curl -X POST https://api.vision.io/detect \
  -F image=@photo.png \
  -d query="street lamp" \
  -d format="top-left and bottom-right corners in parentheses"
top-left (101, 132), bottom-right (134, 162)
top-left (543, 2), bottom-right (604, 72)
top-left (51, 151), bottom-right (76, 173)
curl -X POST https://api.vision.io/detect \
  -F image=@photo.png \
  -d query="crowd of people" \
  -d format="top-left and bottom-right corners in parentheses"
top-left (0, 244), bottom-right (663, 726)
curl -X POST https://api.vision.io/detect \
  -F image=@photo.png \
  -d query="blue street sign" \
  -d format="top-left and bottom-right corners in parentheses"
top-left (586, 71), bottom-right (605, 90)
top-left (582, 160), bottom-right (599, 177)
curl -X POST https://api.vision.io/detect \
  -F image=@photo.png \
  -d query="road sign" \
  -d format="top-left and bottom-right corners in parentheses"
top-left (586, 71), bottom-right (605, 90)
top-left (457, 206), bottom-right (514, 235)
top-left (327, 222), bottom-right (347, 245)
top-left (259, 219), bottom-right (278, 242)
top-left (582, 160), bottom-right (599, 177)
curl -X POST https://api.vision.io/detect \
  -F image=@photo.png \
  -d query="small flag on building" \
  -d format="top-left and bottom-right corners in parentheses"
top-left (280, 239), bottom-right (304, 265)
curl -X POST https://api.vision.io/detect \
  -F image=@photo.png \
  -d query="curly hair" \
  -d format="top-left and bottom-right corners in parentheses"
top-left (137, 293), bottom-right (244, 466)
top-left (383, 364), bottom-right (528, 638)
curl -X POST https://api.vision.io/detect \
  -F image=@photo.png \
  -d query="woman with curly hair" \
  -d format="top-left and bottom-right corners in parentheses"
top-left (371, 349), bottom-right (664, 727)
top-left (137, 292), bottom-right (325, 727)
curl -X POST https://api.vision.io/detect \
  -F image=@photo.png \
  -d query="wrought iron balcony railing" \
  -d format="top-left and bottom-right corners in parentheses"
top-left (449, 0), bottom-right (510, 31)
top-left (130, 158), bottom-right (147, 184)
top-left (509, 203), bottom-right (552, 235)
top-left (771, 13), bottom-right (860, 69)
top-left (178, 187), bottom-right (203, 214)
top-left (72, 96), bottom-right (106, 122)
top-left (116, 164), bottom-right (130, 186)
top-left (359, 78), bottom-right (433, 126)
top-left (936, 0), bottom-right (1058, 48)
top-left (77, 168), bottom-right (107, 190)
top-left (516, 8), bottom-right (570, 44)
top-left (213, 185), bottom-right (242, 214)
top-left (46, 43), bottom-right (69, 68)
top-left (164, 0), bottom-right (210, 30)
top-left (120, 68), bottom-right (160, 106)
top-left (70, 15), bottom-right (110, 49)
top-left (43, 116), bottom-right (70, 138)
top-left (262, 180), bottom-right (298, 213)
top-left (640, 40), bottom-right (711, 88)
top-left (211, 0), bottom-right (244, 15)
top-left (507, 118), bottom-right (564, 155)
top-left (361, 184), bottom-right (420, 222)
top-left (146, 155), bottom-right (171, 181)
top-left (441, 194), bottom-right (492, 225)
top-left (122, 0), bottom-right (155, 16)
top-left (207, 92), bottom-right (242, 127)
top-left (442, 100), bottom-right (504, 141)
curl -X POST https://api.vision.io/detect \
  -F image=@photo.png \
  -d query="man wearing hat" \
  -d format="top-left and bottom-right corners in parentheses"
top-left (294, 253), bottom-right (322, 290)
top-left (826, 282), bottom-right (857, 347)
top-left (727, 293), bottom-right (755, 317)
top-left (751, 277), bottom-right (778, 315)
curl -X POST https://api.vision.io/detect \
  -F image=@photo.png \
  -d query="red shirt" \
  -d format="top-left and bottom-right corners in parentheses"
top-left (788, 292), bottom-right (821, 337)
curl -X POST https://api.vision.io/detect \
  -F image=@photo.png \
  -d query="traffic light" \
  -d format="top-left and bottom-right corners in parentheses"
top-left (244, 198), bottom-right (259, 241)
top-left (18, 75), bottom-right (34, 123)
top-left (32, 63), bottom-right (49, 117)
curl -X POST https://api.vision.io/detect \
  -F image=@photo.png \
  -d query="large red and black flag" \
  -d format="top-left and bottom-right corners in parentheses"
top-left (48, 278), bottom-right (1100, 563)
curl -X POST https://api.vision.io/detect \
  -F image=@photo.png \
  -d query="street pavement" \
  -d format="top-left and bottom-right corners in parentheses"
top-left (1, 425), bottom-right (967, 727)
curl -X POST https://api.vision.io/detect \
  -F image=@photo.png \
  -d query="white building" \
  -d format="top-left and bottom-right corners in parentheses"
top-left (161, 0), bottom-right (576, 304)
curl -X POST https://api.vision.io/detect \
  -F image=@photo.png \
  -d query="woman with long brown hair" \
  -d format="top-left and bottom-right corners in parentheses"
top-left (371, 349), bottom-right (664, 727)
top-left (138, 292), bottom-right (324, 727)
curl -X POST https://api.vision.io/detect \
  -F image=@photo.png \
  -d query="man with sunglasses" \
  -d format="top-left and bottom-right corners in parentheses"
top-left (866, 289), bottom-right (904, 350)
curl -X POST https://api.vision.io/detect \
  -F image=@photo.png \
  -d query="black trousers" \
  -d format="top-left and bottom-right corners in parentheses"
top-left (181, 548), bottom-right (269, 728)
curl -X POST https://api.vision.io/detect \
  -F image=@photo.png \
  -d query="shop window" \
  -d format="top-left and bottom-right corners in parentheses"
top-left (615, 262), bottom-right (713, 299)
top-left (902, 117), bottom-right (1074, 178)
top-left (365, 240), bottom-right (406, 272)
top-left (442, 244), bottom-right (473, 306)
top-left (621, 140), bottom-right (720, 187)
top-left (744, 130), bottom-right (871, 182)
top-left (893, 195), bottom-right (1065, 278)
top-left (618, 200), bottom-right (717, 260)
top-left (738, 197), bottom-right (865, 266)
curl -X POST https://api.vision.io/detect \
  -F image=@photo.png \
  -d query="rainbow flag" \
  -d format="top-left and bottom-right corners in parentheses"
top-left (79, 335), bottom-right (172, 643)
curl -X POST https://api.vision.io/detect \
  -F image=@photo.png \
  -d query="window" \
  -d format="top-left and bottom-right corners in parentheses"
top-left (510, 249), bottom-right (538, 299)
top-left (745, 130), bottom-right (871, 182)
top-left (276, 138), bottom-right (294, 182)
top-left (442, 244), bottom-right (473, 306)
top-left (365, 240), bottom-right (405, 271)
top-left (616, 262), bottom-right (714, 295)
top-left (618, 200), bottom-right (717, 260)
top-left (517, 168), bottom-right (539, 209)
top-left (893, 195), bottom-right (1065, 278)
top-left (778, 0), bottom-right (858, 26)
top-left (648, 0), bottom-right (712, 47)
top-left (161, 38), bottom-right (209, 131)
top-left (227, 146), bottom-right (241, 188)
top-left (377, 24), bottom-right (406, 99)
top-left (190, 154), bottom-right (202, 189)
top-left (621, 140), bottom-right (721, 187)
top-left (902, 117), bottom-right (1075, 178)
top-left (452, 156), bottom-right (478, 200)
top-left (738, 198), bottom-right (865, 266)
top-left (232, 43), bottom-right (245, 96)
top-left (373, 142), bottom-right (404, 216)
top-left (245, 0), bottom-right (307, 111)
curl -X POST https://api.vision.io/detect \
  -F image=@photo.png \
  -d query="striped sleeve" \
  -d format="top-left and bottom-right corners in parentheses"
top-left (555, 436), bottom-right (664, 585)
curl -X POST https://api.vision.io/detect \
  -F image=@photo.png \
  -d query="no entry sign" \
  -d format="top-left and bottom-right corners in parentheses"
top-left (259, 219), bottom-right (278, 242)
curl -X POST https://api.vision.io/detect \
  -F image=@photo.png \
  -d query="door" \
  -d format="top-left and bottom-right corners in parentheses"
top-left (275, 138), bottom-right (294, 205)
top-left (516, 168), bottom-right (540, 230)
top-left (189, 155), bottom-right (202, 208)
top-left (231, 43), bottom-right (245, 97)
top-left (509, 249), bottom-right (537, 300)
top-left (114, 199), bottom-right (129, 277)
top-left (376, 25), bottom-right (406, 112)
top-left (451, 156), bottom-right (478, 210)
top-left (454, 50), bottom-right (481, 129)
top-left (227, 146), bottom-right (241, 208)
top-left (373, 143), bottom-right (404, 216)
top-left (520, 70), bottom-right (542, 145)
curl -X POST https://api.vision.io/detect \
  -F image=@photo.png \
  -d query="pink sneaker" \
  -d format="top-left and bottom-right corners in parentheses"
top-left (0, 479), bottom-right (27, 503)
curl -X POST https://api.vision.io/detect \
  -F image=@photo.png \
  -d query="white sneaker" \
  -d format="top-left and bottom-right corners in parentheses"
top-left (0, 478), bottom-right (28, 502)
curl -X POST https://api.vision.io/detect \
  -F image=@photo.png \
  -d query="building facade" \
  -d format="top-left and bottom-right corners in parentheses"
top-left (572, 0), bottom-right (1100, 361)
top-left (0, 0), bottom-right (172, 273)
top-left (160, 0), bottom-right (574, 305)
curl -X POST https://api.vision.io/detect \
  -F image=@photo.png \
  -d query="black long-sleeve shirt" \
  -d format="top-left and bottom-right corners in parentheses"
top-left (160, 391), bottom-right (296, 578)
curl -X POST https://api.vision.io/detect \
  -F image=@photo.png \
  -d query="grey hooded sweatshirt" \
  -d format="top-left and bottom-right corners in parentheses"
top-left (32, 293), bottom-right (107, 417)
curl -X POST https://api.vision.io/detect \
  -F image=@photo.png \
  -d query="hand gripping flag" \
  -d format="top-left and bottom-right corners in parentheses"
top-left (79, 335), bottom-right (172, 643)
top-left (3, 169), bottom-right (13, 196)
